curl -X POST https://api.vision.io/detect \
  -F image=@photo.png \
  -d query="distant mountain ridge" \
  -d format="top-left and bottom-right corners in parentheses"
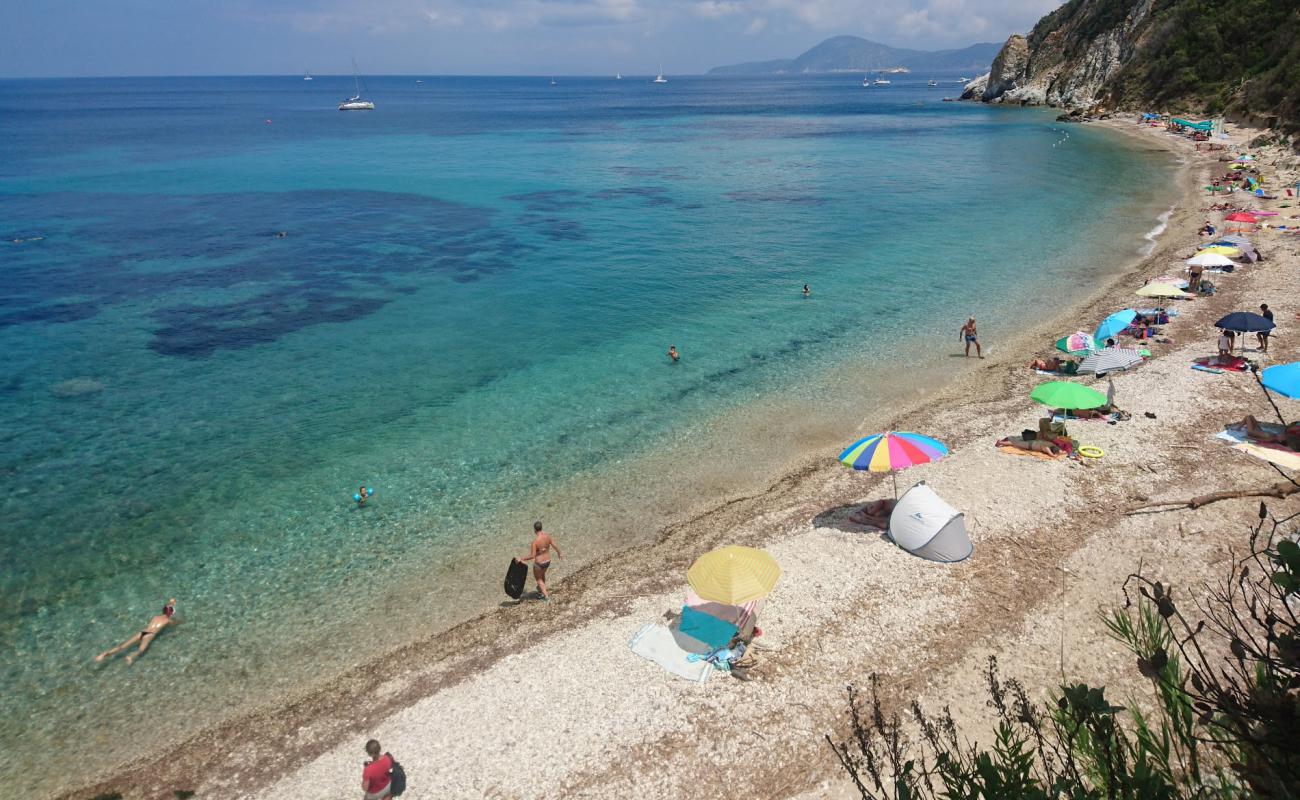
top-left (709, 36), bottom-right (1001, 75)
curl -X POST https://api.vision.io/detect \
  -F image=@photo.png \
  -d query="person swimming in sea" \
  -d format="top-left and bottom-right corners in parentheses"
top-left (356, 485), bottom-right (372, 507)
top-left (803, 284), bottom-right (810, 297)
top-left (668, 345), bottom-right (679, 363)
top-left (95, 600), bottom-right (180, 666)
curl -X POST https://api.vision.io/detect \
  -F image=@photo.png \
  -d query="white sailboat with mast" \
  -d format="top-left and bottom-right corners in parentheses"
top-left (653, 64), bottom-right (667, 84)
top-left (338, 60), bottom-right (374, 110)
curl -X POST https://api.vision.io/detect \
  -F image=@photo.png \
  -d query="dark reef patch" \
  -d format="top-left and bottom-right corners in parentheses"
top-left (2, 190), bottom-right (526, 357)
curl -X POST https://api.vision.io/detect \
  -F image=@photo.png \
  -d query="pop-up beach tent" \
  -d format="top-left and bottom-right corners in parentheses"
top-left (888, 481), bottom-right (972, 562)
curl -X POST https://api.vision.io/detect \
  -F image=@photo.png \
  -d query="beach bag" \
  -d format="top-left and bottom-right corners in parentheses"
top-left (388, 754), bottom-right (407, 796)
top-left (1021, 429), bottom-right (1037, 441)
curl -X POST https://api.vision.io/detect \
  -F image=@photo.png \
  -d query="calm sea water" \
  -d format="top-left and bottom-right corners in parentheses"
top-left (0, 74), bottom-right (1174, 793)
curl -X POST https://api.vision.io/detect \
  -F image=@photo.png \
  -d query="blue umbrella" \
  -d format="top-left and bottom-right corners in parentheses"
top-left (1215, 312), bottom-right (1274, 333)
top-left (1094, 309), bottom-right (1137, 343)
top-left (1262, 363), bottom-right (1300, 399)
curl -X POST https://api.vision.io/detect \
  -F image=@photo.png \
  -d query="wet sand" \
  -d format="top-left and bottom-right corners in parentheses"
top-left (60, 120), bottom-right (1300, 799)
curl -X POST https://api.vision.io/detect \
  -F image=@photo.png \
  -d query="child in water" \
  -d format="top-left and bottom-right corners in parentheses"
top-left (668, 345), bottom-right (679, 363)
top-left (356, 486), bottom-right (371, 507)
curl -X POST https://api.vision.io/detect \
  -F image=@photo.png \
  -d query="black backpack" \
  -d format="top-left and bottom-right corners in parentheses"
top-left (388, 753), bottom-right (406, 796)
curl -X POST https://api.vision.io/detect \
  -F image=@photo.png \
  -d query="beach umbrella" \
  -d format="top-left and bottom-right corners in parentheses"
top-left (687, 545), bottom-right (781, 605)
top-left (1077, 348), bottom-right (1144, 375)
top-left (1215, 311), bottom-right (1275, 333)
top-left (1200, 246), bottom-right (1243, 257)
top-left (1094, 309), bottom-right (1137, 342)
top-left (1186, 253), bottom-right (1236, 268)
top-left (1261, 363), bottom-right (1300, 400)
top-left (1136, 283), bottom-right (1194, 299)
top-left (1224, 212), bottom-right (1259, 223)
top-left (839, 431), bottom-right (949, 497)
top-left (1235, 154), bottom-right (1255, 162)
top-left (1056, 331), bottom-right (1095, 354)
top-left (1030, 381), bottom-right (1107, 410)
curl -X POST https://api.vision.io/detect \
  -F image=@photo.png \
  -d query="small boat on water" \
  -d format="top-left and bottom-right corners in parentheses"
top-left (653, 64), bottom-right (668, 84)
top-left (303, 71), bottom-right (313, 81)
top-left (862, 75), bottom-right (871, 87)
top-left (615, 72), bottom-right (622, 80)
top-left (928, 79), bottom-right (938, 87)
top-left (873, 78), bottom-right (890, 85)
top-left (338, 61), bottom-right (374, 110)
top-left (958, 76), bottom-right (970, 82)
top-left (550, 77), bottom-right (557, 86)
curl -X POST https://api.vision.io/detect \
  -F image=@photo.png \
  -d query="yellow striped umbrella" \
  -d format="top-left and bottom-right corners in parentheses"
top-left (686, 545), bottom-right (781, 605)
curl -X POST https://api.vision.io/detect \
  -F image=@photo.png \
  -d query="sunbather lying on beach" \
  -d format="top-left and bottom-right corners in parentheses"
top-left (848, 498), bottom-right (895, 529)
top-left (1029, 357), bottom-right (1077, 373)
top-left (998, 436), bottom-right (1063, 456)
top-left (1227, 415), bottom-right (1300, 450)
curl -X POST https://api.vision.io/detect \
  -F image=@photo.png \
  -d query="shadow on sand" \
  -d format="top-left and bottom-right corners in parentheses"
top-left (813, 502), bottom-right (891, 544)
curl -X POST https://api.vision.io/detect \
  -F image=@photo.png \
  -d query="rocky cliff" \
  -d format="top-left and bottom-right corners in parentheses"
top-left (962, 0), bottom-right (1299, 134)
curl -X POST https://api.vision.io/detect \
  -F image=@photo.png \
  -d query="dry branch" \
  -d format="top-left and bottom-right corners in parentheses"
top-left (1126, 482), bottom-right (1300, 513)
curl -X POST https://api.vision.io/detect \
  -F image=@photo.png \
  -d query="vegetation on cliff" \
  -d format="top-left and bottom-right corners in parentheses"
top-left (1034, 0), bottom-right (1299, 132)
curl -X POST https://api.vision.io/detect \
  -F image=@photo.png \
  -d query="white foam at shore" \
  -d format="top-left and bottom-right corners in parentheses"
top-left (1142, 205), bottom-right (1176, 255)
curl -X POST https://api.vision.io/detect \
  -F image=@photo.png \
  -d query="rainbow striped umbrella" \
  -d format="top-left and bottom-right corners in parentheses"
top-left (839, 431), bottom-right (949, 496)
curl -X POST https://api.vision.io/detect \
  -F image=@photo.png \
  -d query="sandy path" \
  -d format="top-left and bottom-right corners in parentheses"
top-left (62, 122), bottom-right (1300, 800)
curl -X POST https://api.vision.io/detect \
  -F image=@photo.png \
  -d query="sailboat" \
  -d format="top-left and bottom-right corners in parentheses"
top-left (615, 72), bottom-right (622, 80)
top-left (303, 70), bottom-right (313, 81)
top-left (927, 79), bottom-right (938, 87)
top-left (862, 75), bottom-right (871, 87)
top-left (653, 64), bottom-right (667, 84)
top-left (873, 77), bottom-right (890, 85)
top-left (338, 60), bottom-right (374, 110)
top-left (550, 77), bottom-right (557, 86)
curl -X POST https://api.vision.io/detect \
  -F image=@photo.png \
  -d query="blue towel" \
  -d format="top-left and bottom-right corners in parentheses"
top-left (678, 605), bottom-right (739, 650)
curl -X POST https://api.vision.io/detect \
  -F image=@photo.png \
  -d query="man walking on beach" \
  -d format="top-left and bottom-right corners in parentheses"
top-left (959, 317), bottom-right (983, 358)
top-left (361, 739), bottom-right (394, 799)
top-left (1258, 304), bottom-right (1273, 352)
top-left (519, 521), bottom-right (562, 601)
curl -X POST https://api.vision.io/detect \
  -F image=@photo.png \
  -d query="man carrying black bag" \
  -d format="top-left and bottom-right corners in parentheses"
top-left (361, 739), bottom-right (405, 798)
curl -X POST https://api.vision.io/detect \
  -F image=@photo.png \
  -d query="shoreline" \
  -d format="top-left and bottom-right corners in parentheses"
top-left (60, 118), bottom-right (1268, 800)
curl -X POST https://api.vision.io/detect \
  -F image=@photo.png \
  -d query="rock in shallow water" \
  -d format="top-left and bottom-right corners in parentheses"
top-left (49, 377), bottom-right (105, 398)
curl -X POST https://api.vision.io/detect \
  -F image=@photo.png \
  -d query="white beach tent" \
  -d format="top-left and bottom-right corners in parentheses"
top-left (888, 482), bottom-right (973, 562)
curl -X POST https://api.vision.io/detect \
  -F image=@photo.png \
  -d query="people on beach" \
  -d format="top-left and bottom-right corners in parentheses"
top-left (959, 317), bottom-right (982, 358)
top-left (519, 521), bottom-right (562, 601)
top-left (1258, 303), bottom-right (1273, 352)
top-left (1198, 221), bottom-right (1216, 236)
top-left (1227, 415), bottom-right (1300, 451)
top-left (667, 345), bottom-right (679, 363)
top-left (1187, 263), bottom-right (1204, 291)
top-left (1217, 330), bottom-right (1234, 358)
top-left (848, 498), bottom-right (895, 529)
top-left (361, 739), bottom-right (394, 800)
top-left (356, 486), bottom-right (372, 507)
top-left (94, 600), bottom-right (179, 666)
top-left (802, 284), bottom-right (810, 297)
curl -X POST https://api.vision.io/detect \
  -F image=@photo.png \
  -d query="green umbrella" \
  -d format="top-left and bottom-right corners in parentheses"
top-left (1030, 381), bottom-right (1107, 410)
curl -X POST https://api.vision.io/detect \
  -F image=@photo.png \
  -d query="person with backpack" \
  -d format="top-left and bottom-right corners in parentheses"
top-left (361, 739), bottom-right (402, 799)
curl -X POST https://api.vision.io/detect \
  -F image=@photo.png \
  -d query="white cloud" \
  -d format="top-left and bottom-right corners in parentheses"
top-left (744, 15), bottom-right (767, 34)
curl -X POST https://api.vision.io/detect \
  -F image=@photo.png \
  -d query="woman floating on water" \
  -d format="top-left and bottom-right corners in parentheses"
top-left (94, 599), bottom-right (180, 666)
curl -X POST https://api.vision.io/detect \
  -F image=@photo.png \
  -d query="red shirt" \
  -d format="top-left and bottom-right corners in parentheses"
top-left (363, 754), bottom-right (392, 794)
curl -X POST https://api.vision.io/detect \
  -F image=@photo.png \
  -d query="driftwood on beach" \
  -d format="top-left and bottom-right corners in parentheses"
top-left (1127, 481), bottom-right (1300, 513)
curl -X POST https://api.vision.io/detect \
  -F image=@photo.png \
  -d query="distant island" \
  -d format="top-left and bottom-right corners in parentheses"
top-left (709, 35), bottom-right (1001, 75)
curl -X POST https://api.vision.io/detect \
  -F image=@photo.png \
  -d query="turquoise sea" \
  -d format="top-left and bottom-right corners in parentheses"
top-left (0, 74), bottom-right (1175, 794)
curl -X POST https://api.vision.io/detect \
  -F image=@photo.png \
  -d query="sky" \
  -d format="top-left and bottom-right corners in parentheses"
top-left (0, 0), bottom-right (1064, 78)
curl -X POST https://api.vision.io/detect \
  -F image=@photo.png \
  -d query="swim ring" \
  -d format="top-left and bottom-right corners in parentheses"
top-left (1079, 446), bottom-right (1104, 459)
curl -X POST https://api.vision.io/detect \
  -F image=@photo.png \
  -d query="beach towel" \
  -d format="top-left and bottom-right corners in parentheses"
top-left (677, 606), bottom-right (738, 650)
top-left (628, 624), bottom-right (712, 684)
top-left (1192, 364), bottom-right (1225, 374)
top-left (1193, 356), bottom-right (1248, 372)
top-left (1216, 426), bottom-right (1300, 470)
top-left (996, 443), bottom-right (1066, 461)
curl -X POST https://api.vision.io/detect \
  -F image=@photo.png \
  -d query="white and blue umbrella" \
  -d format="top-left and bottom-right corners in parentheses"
top-left (1077, 348), bottom-right (1144, 375)
top-left (1094, 309), bottom-right (1137, 343)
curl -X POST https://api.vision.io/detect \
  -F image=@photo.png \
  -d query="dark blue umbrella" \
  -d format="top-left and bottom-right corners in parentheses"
top-left (1214, 312), bottom-right (1274, 333)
